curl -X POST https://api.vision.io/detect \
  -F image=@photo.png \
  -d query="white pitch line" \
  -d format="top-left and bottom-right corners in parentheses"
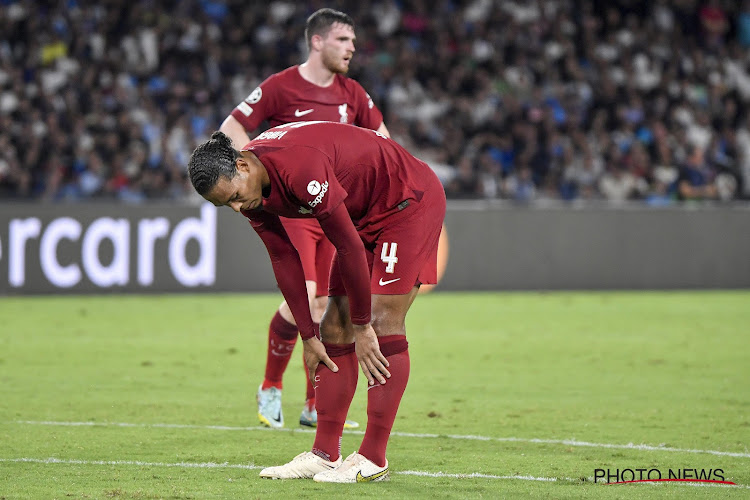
top-left (0, 457), bottom-right (261, 470)
top-left (399, 470), bottom-right (559, 481)
top-left (1, 458), bottom-right (748, 489)
top-left (11, 420), bottom-right (750, 459)
top-left (0, 457), bottom-right (546, 481)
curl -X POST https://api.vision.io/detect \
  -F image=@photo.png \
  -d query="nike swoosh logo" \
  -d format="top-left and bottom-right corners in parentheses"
top-left (272, 411), bottom-right (281, 423)
top-left (294, 109), bottom-right (314, 117)
top-left (356, 467), bottom-right (389, 482)
top-left (378, 277), bottom-right (401, 286)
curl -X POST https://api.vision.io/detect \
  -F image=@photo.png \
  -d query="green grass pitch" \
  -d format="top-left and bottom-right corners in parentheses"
top-left (1, 291), bottom-right (748, 499)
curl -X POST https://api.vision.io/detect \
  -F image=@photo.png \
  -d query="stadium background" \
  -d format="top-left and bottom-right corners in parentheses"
top-left (2, 0), bottom-right (750, 204)
top-left (1, 0), bottom-right (750, 293)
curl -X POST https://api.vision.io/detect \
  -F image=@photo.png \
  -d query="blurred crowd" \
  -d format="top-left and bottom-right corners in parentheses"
top-left (2, 0), bottom-right (750, 204)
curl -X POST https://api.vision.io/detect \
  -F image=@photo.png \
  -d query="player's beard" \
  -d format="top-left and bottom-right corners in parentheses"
top-left (322, 50), bottom-right (349, 74)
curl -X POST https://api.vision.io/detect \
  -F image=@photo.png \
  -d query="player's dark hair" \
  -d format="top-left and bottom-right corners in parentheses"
top-left (187, 131), bottom-right (240, 196)
top-left (305, 8), bottom-right (354, 50)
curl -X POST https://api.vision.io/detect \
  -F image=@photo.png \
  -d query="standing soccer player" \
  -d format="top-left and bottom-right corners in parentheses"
top-left (220, 8), bottom-right (388, 429)
top-left (187, 122), bottom-right (445, 482)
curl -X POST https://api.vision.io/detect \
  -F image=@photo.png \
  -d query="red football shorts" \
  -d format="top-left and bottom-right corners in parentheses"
top-left (280, 217), bottom-right (335, 297)
top-left (328, 183), bottom-right (446, 296)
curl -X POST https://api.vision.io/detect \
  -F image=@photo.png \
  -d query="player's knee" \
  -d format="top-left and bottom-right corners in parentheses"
top-left (320, 312), bottom-right (347, 343)
top-left (371, 310), bottom-right (406, 337)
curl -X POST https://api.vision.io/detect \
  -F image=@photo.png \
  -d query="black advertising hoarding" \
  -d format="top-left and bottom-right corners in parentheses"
top-left (0, 202), bottom-right (275, 295)
top-left (1, 201), bottom-right (749, 294)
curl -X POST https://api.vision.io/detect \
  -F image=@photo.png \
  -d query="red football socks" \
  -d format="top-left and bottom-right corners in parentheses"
top-left (311, 343), bottom-right (357, 462)
top-left (261, 311), bottom-right (298, 390)
top-left (358, 335), bottom-right (410, 468)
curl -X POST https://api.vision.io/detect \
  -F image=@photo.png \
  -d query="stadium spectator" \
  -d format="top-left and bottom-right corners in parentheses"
top-left (444, 155), bottom-right (482, 199)
top-left (218, 7), bottom-right (387, 431)
top-left (2, 0), bottom-right (750, 203)
top-left (187, 124), bottom-right (445, 482)
top-left (677, 144), bottom-right (721, 201)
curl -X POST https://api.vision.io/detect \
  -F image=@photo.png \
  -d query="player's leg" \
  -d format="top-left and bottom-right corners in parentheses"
top-left (257, 281), bottom-right (316, 428)
top-left (355, 289), bottom-right (417, 467)
top-left (305, 241), bottom-right (375, 462)
top-left (298, 297), bottom-right (327, 427)
top-left (302, 293), bottom-right (359, 465)
top-left (299, 233), bottom-right (361, 430)
top-left (257, 218), bottom-right (318, 428)
top-left (259, 287), bottom-right (358, 479)
top-left (264, 187), bottom-right (445, 480)
top-left (313, 216), bottom-right (429, 482)
top-left (261, 257), bottom-right (425, 479)
top-left (314, 188), bottom-right (445, 483)
top-left (356, 194), bottom-right (444, 464)
top-left (300, 233), bottom-right (335, 427)
top-left (311, 288), bottom-right (417, 483)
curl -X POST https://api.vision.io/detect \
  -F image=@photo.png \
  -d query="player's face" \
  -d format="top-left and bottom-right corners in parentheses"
top-left (204, 158), bottom-right (264, 213)
top-left (320, 23), bottom-right (356, 74)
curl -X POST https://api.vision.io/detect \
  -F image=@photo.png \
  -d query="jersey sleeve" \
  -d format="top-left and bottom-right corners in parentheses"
top-left (283, 146), bottom-right (348, 219)
top-left (350, 80), bottom-right (384, 131)
top-left (229, 75), bottom-right (280, 132)
top-left (243, 210), bottom-right (318, 340)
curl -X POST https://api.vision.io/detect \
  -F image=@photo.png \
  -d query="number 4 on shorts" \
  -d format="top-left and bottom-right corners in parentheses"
top-left (381, 242), bottom-right (398, 274)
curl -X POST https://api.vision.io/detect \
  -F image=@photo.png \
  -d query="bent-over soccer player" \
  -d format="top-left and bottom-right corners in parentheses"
top-left (187, 121), bottom-right (445, 483)
top-left (220, 8), bottom-right (388, 431)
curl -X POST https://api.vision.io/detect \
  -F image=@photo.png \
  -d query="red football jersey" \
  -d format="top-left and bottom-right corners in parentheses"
top-left (241, 121), bottom-right (434, 230)
top-left (230, 66), bottom-right (383, 134)
top-left (240, 122), bottom-right (443, 334)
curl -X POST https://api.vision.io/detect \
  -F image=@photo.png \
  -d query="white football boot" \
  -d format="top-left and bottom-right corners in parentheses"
top-left (313, 452), bottom-right (389, 483)
top-left (259, 451), bottom-right (342, 479)
top-left (256, 385), bottom-right (283, 428)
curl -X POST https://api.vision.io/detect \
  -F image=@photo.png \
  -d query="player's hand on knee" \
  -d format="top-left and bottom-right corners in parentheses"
top-left (353, 324), bottom-right (391, 385)
top-left (303, 336), bottom-right (338, 382)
